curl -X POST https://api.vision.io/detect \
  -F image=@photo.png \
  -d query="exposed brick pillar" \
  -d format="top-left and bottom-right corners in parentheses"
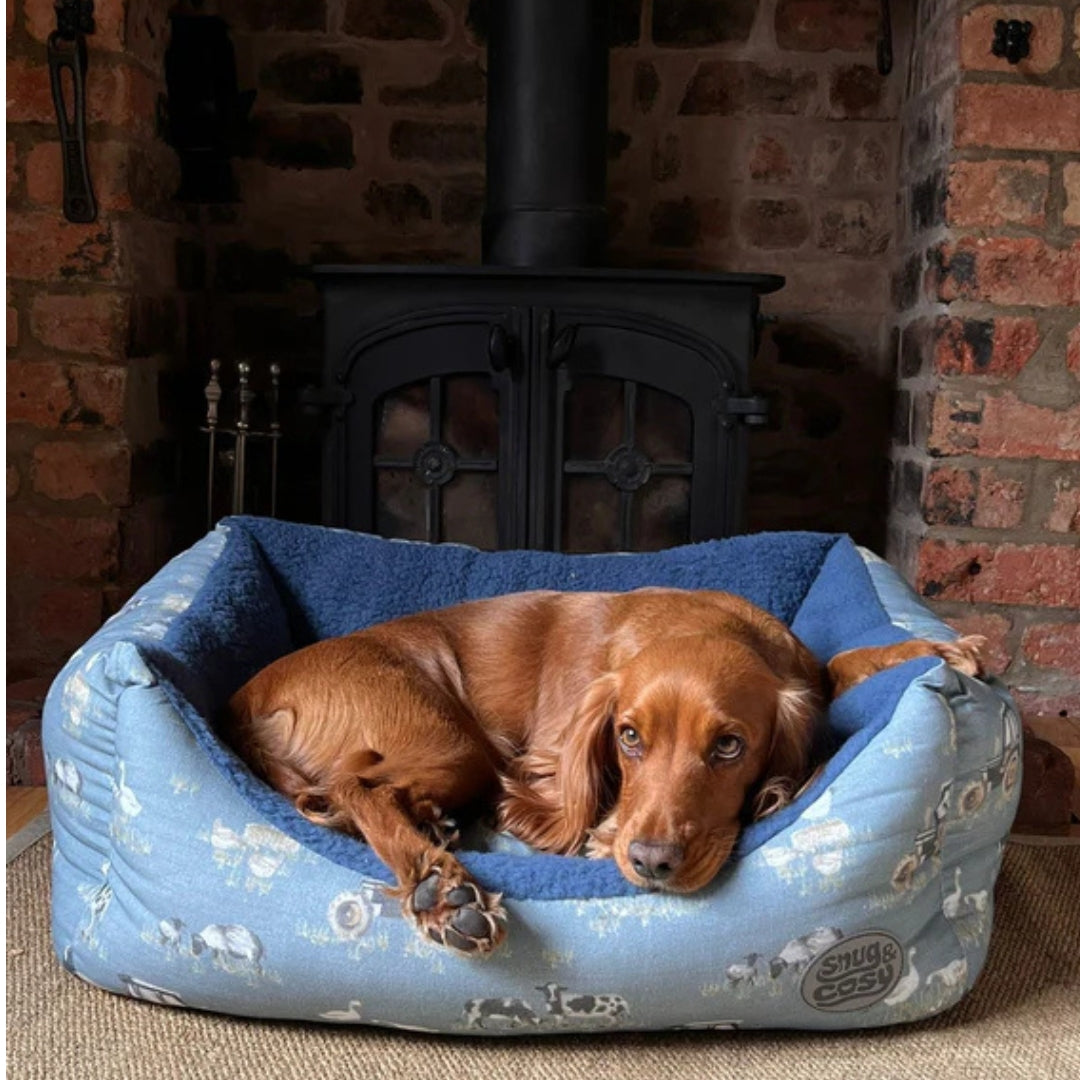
top-left (7, 0), bottom-right (191, 781)
top-left (891, 0), bottom-right (1080, 826)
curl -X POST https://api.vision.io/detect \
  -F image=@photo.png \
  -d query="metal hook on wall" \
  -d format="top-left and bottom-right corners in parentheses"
top-left (877, 0), bottom-right (893, 76)
top-left (47, 0), bottom-right (97, 222)
top-left (991, 19), bottom-right (1033, 64)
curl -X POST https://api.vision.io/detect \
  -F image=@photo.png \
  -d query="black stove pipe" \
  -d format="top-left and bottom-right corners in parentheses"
top-left (482, 0), bottom-right (609, 268)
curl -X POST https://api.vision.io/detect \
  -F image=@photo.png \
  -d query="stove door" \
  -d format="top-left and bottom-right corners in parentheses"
top-left (533, 308), bottom-right (746, 552)
top-left (327, 307), bottom-right (528, 548)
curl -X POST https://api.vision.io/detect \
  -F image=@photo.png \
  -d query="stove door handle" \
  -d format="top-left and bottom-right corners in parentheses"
top-left (488, 324), bottom-right (518, 374)
top-left (547, 324), bottom-right (577, 369)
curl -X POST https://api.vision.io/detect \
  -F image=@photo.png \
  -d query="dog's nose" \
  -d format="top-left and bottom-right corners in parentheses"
top-left (627, 839), bottom-right (685, 882)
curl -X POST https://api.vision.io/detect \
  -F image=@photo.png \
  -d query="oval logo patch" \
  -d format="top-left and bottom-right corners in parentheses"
top-left (800, 931), bottom-right (903, 1013)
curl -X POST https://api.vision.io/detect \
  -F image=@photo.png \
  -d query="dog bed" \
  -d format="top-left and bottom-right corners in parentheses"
top-left (44, 517), bottom-right (1020, 1034)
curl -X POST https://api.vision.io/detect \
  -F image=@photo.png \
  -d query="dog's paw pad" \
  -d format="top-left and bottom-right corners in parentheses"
top-left (450, 906), bottom-right (491, 938)
top-left (413, 873), bottom-right (441, 913)
top-left (446, 884), bottom-right (478, 906)
top-left (408, 864), bottom-right (505, 957)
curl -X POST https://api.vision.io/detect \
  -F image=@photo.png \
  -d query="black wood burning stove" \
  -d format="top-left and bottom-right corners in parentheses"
top-left (312, 0), bottom-right (782, 553)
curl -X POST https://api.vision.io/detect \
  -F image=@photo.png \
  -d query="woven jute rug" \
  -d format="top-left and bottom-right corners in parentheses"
top-left (7, 836), bottom-right (1080, 1080)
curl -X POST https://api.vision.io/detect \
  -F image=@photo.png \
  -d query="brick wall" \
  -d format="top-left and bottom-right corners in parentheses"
top-left (890, 0), bottom-right (1079, 817)
top-left (7, 0), bottom-right (196, 777)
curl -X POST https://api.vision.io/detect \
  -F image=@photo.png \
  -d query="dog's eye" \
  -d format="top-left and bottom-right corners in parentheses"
top-left (710, 734), bottom-right (745, 763)
top-left (617, 726), bottom-right (641, 753)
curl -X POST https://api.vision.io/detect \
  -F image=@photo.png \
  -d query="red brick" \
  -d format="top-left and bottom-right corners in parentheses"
top-left (7, 360), bottom-right (74, 427)
top-left (10, 725), bottom-right (47, 786)
top-left (853, 135), bottom-right (887, 184)
top-left (8, 359), bottom-right (127, 430)
top-left (7, 213), bottom-right (120, 283)
top-left (68, 364), bottom-right (127, 428)
top-left (828, 64), bottom-right (885, 119)
top-left (973, 468), bottom-right (1025, 529)
top-left (8, 464), bottom-right (20, 500)
top-left (923, 465), bottom-right (975, 526)
top-left (816, 197), bottom-right (890, 255)
top-left (7, 700), bottom-right (40, 736)
top-left (1064, 162), bottom-right (1080, 228)
top-left (7, 677), bottom-right (55, 705)
top-left (8, 306), bottom-right (18, 349)
top-left (25, 141), bottom-right (134, 212)
top-left (6, 57), bottom-right (55, 124)
top-left (88, 64), bottom-right (160, 132)
top-left (650, 135), bottom-right (681, 184)
top-left (809, 134), bottom-right (844, 185)
top-left (679, 62), bottom-right (818, 117)
top-left (747, 135), bottom-right (797, 182)
top-left (1069, 323), bottom-right (1080, 379)
top-left (922, 464), bottom-right (1025, 528)
top-left (934, 316), bottom-right (1040, 378)
top-left (956, 84), bottom-right (1080, 152)
top-left (7, 513), bottom-right (120, 581)
top-left (929, 391), bottom-right (1080, 461)
top-left (649, 196), bottom-right (730, 247)
top-left (899, 317), bottom-right (935, 378)
top-left (7, 140), bottom-right (17, 198)
top-left (32, 585), bottom-right (105, 644)
top-left (767, 259), bottom-right (890, 315)
top-left (775, 0), bottom-right (879, 52)
top-left (931, 237), bottom-right (1080, 308)
top-left (25, 0), bottom-right (126, 50)
top-left (6, 676), bottom-right (51, 736)
top-left (942, 612), bottom-right (1013, 676)
top-left (960, 5), bottom-right (1064, 74)
top-left (916, 540), bottom-right (1080, 607)
top-left (738, 197), bottom-right (810, 249)
top-left (29, 292), bottom-right (129, 358)
top-left (1014, 694), bottom-right (1080, 728)
top-left (1046, 474), bottom-right (1080, 533)
top-left (946, 159), bottom-right (1049, 228)
top-left (6, 57), bottom-right (157, 130)
top-left (1022, 622), bottom-right (1080, 676)
top-left (31, 438), bottom-right (132, 505)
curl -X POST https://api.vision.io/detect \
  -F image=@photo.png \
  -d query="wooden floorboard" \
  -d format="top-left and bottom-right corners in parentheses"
top-left (7, 786), bottom-right (48, 840)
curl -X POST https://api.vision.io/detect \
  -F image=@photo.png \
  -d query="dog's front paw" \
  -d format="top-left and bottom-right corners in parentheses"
top-left (406, 857), bottom-right (506, 957)
top-left (933, 635), bottom-right (987, 679)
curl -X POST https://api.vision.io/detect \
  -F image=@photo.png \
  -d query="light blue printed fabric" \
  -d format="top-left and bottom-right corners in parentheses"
top-left (43, 519), bottom-right (1021, 1034)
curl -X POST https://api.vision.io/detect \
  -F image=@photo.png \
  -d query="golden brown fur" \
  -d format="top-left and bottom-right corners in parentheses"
top-left (224, 587), bottom-right (984, 956)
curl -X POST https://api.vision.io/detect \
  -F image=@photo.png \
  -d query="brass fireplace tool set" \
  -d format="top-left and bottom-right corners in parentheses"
top-left (202, 359), bottom-right (281, 529)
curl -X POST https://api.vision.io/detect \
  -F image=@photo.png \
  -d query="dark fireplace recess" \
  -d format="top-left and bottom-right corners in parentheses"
top-left (311, 0), bottom-right (783, 553)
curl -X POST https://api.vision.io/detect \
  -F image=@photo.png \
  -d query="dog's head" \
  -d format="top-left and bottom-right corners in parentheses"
top-left (561, 634), bottom-right (819, 893)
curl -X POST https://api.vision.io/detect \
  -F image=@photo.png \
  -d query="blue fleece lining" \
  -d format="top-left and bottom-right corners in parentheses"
top-left (145, 516), bottom-right (919, 901)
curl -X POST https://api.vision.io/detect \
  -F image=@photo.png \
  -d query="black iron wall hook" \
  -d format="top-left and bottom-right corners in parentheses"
top-left (877, 0), bottom-right (893, 76)
top-left (992, 19), bottom-right (1033, 64)
top-left (47, 0), bottom-right (97, 223)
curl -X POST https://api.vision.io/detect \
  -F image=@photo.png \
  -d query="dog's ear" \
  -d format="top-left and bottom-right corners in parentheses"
top-left (556, 673), bottom-right (620, 849)
top-left (751, 680), bottom-right (821, 821)
top-left (497, 673), bottom-right (619, 854)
